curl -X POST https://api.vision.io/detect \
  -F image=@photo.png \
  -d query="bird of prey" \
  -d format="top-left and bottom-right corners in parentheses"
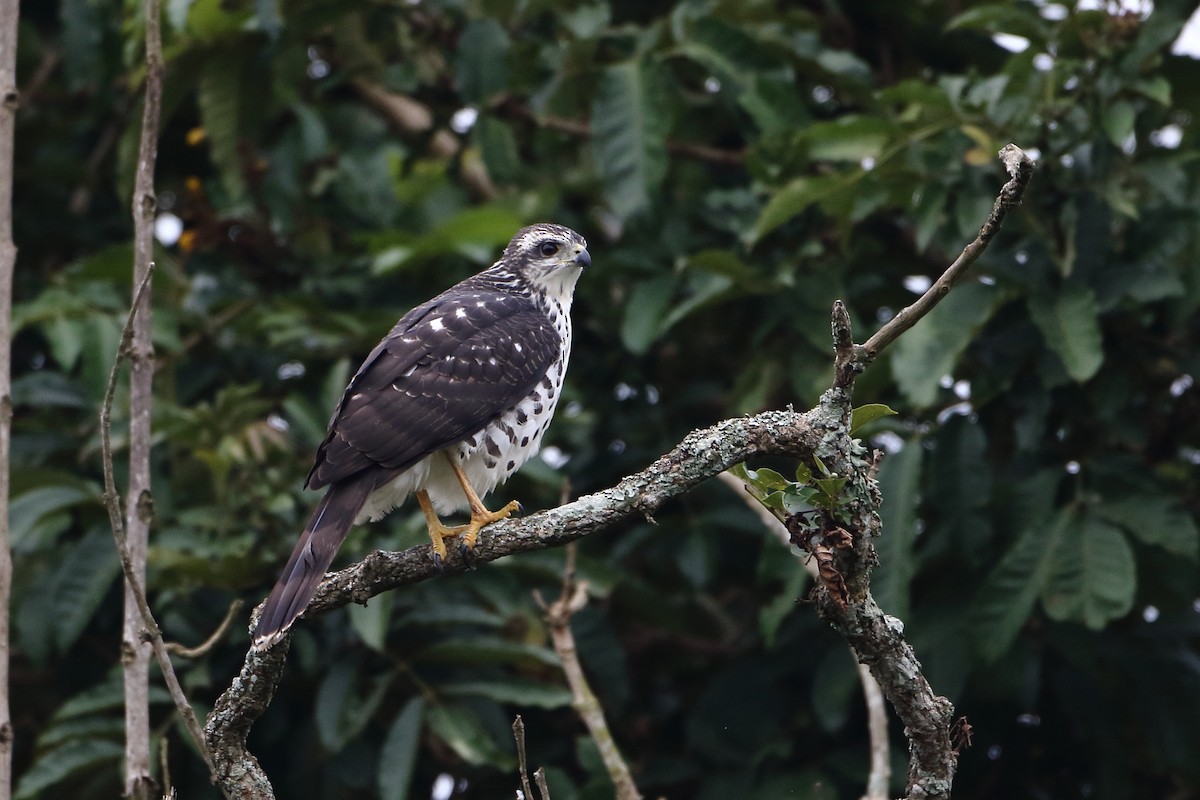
top-left (253, 223), bottom-right (590, 649)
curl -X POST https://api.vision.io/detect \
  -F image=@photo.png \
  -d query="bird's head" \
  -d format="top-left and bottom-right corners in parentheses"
top-left (502, 223), bottom-right (590, 301)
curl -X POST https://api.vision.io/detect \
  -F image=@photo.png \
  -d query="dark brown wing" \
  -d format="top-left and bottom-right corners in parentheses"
top-left (305, 284), bottom-right (561, 490)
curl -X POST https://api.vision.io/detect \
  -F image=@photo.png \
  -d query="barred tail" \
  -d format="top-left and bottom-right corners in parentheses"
top-left (252, 478), bottom-right (374, 650)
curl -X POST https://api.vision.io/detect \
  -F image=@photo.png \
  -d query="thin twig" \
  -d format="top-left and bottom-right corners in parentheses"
top-left (512, 716), bottom-right (534, 800)
top-left (857, 144), bottom-right (1035, 364)
top-left (99, 266), bottom-right (223, 789)
top-left (542, 544), bottom-right (642, 800)
top-left (533, 767), bottom-right (550, 800)
top-left (165, 600), bottom-right (244, 658)
top-left (0, 0), bottom-right (18, 795)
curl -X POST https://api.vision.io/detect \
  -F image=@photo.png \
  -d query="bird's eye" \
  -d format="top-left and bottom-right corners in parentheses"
top-left (539, 241), bottom-right (560, 257)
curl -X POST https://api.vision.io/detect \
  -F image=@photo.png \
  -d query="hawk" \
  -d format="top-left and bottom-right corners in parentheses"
top-left (253, 223), bottom-right (590, 649)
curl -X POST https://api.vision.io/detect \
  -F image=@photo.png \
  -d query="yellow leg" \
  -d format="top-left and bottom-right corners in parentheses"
top-left (443, 452), bottom-right (522, 551)
top-left (416, 489), bottom-right (466, 562)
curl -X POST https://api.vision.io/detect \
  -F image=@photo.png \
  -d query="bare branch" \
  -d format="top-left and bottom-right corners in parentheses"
top-left (543, 544), bottom-right (641, 800)
top-left (513, 716), bottom-right (534, 800)
top-left (0, 0), bottom-right (18, 794)
top-left (99, 266), bottom-right (223, 791)
top-left (533, 767), bottom-right (550, 800)
top-left (165, 600), bottom-right (244, 659)
top-left (857, 144), bottom-right (1035, 364)
top-left (123, 1), bottom-right (166, 794)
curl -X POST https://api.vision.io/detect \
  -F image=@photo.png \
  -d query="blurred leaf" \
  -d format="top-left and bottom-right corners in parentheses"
top-left (11, 482), bottom-right (99, 549)
top-left (315, 659), bottom-right (394, 752)
top-left (1096, 497), bottom-right (1199, 559)
top-left (426, 703), bottom-right (514, 768)
top-left (1102, 101), bottom-right (1136, 149)
top-left (811, 646), bottom-right (859, 732)
top-left (378, 696), bottom-right (425, 800)
top-left (591, 59), bottom-right (671, 217)
top-left (971, 507), bottom-right (1072, 662)
top-left (14, 739), bottom-right (123, 800)
top-left (441, 678), bottom-right (572, 709)
top-left (750, 174), bottom-right (844, 243)
top-left (348, 594), bottom-right (392, 652)
top-left (1042, 515), bottom-right (1136, 629)
top-left (806, 116), bottom-right (893, 162)
top-left (417, 637), bottom-right (560, 668)
top-left (945, 4), bottom-right (1049, 44)
top-left (892, 282), bottom-right (997, 407)
top-left (1029, 283), bottom-right (1104, 382)
top-left (619, 276), bottom-right (673, 355)
top-left (456, 19), bottom-right (510, 104)
top-left (51, 527), bottom-right (121, 653)
top-left (872, 438), bottom-right (922, 620)
top-left (197, 47), bottom-right (248, 199)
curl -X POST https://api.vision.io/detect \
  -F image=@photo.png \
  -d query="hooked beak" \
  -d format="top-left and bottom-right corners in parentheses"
top-left (573, 248), bottom-right (592, 269)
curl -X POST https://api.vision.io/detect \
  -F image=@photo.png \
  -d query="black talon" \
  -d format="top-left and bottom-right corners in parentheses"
top-left (460, 542), bottom-right (478, 569)
top-left (433, 552), bottom-right (445, 574)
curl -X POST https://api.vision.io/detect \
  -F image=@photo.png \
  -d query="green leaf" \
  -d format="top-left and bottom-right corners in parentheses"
top-left (1041, 516), bottom-right (1136, 629)
top-left (1028, 283), bottom-right (1104, 382)
top-left (14, 739), bottom-right (123, 800)
top-left (891, 282), bottom-right (997, 407)
top-left (806, 116), bottom-right (893, 162)
top-left (749, 468), bottom-right (790, 491)
top-left (872, 439), bottom-right (922, 620)
top-left (51, 527), bottom-right (121, 653)
top-left (971, 507), bottom-right (1072, 662)
top-left (749, 174), bottom-right (844, 243)
top-left (315, 660), bottom-right (395, 752)
top-left (11, 483), bottom-right (98, 549)
top-left (811, 646), bottom-right (860, 732)
top-left (591, 59), bottom-right (671, 217)
top-left (1102, 101), bottom-right (1136, 149)
top-left (441, 678), bottom-right (573, 709)
top-left (378, 697), bottom-right (425, 800)
top-left (945, 4), bottom-right (1049, 44)
top-left (188, 0), bottom-right (252, 42)
top-left (1096, 497), bottom-right (1199, 559)
top-left (619, 277), bottom-right (674, 355)
top-left (475, 116), bottom-right (521, 184)
top-left (456, 19), bottom-right (510, 104)
top-left (426, 704), bottom-right (514, 768)
top-left (197, 47), bottom-right (248, 199)
top-left (850, 404), bottom-right (897, 434)
top-left (348, 595), bottom-right (392, 653)
top-left (417, 637), bottom-right (560, 668)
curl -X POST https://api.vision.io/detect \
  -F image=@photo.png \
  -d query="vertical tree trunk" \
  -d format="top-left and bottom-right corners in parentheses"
top-left (0, 3), bottom-right (18, 799)
top-left (124, 1), bottom-right (162, 797)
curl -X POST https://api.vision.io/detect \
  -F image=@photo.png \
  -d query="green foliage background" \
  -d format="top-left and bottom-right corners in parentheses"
top-left (9, 0), bottom-right (1200, 797)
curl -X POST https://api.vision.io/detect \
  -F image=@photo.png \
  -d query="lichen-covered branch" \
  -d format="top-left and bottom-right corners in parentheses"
top-left (205, 410), bottom-right (822, 799)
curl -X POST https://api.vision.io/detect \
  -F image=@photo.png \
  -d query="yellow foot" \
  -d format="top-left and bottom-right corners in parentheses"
top-left (459, 499), bottom-right (522, 551)
top-left (416, 490), bottom-right (521, 565)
